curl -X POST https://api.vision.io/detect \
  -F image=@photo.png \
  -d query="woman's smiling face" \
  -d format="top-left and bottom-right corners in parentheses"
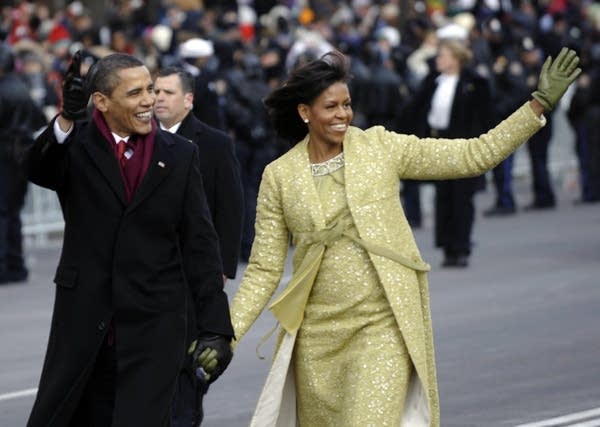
top-left (299, 81), bottom-right (353, 149)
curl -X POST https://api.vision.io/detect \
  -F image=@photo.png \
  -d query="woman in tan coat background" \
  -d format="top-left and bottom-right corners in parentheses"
top-left (229, 48), bottom-right (580, 426)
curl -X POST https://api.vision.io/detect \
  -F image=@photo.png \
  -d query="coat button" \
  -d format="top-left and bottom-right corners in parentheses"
top-left (98, 321), bottom-right (106, 331)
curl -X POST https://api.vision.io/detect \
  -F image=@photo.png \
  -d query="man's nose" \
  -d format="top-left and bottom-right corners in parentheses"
top-left (143, 90), bottom-right (156, 105)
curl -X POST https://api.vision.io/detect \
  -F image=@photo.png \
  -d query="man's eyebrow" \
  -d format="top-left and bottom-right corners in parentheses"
top-left (125, 87), bottom-right (143, 96)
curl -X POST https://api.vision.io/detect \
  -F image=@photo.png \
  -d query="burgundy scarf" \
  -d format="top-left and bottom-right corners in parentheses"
top-left (93, 108), bottom-right (156, 202)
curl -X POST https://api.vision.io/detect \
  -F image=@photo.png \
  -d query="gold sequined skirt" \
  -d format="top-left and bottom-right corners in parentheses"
top-left (293, 236), bottom-right (412, 426)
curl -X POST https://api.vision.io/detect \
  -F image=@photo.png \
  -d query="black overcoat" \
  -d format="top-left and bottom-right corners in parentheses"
top-left (24, 117), bottom-right (234, 427)
top-left (177, 112), bottom-right (244, 279)
top-left (407, 67), bottom-right (494, 140)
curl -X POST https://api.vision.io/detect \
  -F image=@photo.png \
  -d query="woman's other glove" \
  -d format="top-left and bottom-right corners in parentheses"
top-left (188, 335), bottom-right (233, 383)
top-left (61, 50), bottom-right (89, 121)
top-left (532, 47), bottom-right (581, 111)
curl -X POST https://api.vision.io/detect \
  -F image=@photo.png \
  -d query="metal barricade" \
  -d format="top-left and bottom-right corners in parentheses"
top-left (21, 184), bottom-right (64, 245)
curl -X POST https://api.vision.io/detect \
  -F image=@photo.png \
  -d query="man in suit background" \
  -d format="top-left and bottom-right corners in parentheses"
top-left (153, 66), bottom-right (244, 426)
top-left (23, 51), bottom-right (234, 427)
top-left (0, 44), bottom-right (47, 285)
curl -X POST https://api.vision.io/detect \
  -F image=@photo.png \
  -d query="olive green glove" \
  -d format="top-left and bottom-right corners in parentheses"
top-left (532, 47), bottom-right (582, 111)
top-left (188, 335), bottom-right (233, 383)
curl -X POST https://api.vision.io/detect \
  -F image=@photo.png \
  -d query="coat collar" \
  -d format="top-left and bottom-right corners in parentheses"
top-left (286, 129), bottom-right (362, 229)
top-left (127, 131), bottom-right (174, 212)
top-left (82, 125), bottom-right (174, 209)
top-left (177, 112), bottom-right (205, 141)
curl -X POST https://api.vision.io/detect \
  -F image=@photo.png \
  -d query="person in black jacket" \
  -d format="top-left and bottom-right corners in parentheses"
top-left (0, 44), bottom-right (46, 284)
top-left (154, 66), bottom-right (244, 426)
top-left (23, 51), bottom-right (233, 427)
top-left (404, 38), bottom-right (494, 267)
top-left (483, 28), bottom-right (530, 216)
top-left (520, 37), bottom-right (557, 209)
top-left (223, 52), bottom-right (283, 261)
top-left (567, 46), bottom-right (600, 204)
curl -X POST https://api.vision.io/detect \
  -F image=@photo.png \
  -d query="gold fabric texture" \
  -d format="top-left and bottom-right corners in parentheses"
top-left (295, 168), bottom-right (413, 425)
top-left (230, 102), bottom-right (545, 425)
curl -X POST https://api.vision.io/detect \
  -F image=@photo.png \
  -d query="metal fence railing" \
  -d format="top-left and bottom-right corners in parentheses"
top-left (21, 184), bottom-right (64, 245)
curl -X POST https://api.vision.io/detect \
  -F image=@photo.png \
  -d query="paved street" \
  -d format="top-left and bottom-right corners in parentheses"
top-left (2, 109), bottom-right (600, 426)
top-left (1, 187), bottom-right (599, 426)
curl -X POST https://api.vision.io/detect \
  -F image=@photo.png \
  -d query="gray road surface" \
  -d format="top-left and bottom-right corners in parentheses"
top-left (1, 192), bottom-right (599, 426)
top-left (2, 108), bottom-right (599, 426)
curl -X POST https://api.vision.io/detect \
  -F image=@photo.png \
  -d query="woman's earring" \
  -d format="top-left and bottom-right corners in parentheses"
top-left (303, 118), bottom-right (309, 124)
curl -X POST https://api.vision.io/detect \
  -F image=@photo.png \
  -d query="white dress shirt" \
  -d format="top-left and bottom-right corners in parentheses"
top-left (53, 120), bottom-right (132, 158)
top-left (427, 73), bottom-right (458, 131)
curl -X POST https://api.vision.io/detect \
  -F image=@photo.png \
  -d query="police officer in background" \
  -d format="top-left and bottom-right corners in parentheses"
top-left (567, 43), bottom-right (600, 204)
top-left (521, 36), bottom-right (557, 210)
top-left (178, 38), bottom-right (227, 131)
top-left (0, 44), bottom-right (46, 284)
top-left (223, 52), bottom-right (282, 261)
top-left (484, 22), bottom-right (530, 216)
top-left (153, 65), bottom-right (244, 426)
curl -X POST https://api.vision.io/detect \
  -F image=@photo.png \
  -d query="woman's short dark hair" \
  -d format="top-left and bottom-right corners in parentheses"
top-left (264, 50), bottom-right (352, 143)
top-left (89, 53), bottom-right (145, 96)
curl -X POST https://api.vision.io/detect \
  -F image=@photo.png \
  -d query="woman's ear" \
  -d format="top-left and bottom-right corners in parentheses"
top-left (297, 104), bottom-right (309, 123)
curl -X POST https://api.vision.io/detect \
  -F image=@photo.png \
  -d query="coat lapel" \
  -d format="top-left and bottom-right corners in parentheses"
top-left (127, 133), bottom-right (174, 212)
top-left (81, 128), bottom-right (127, 205)
top-left (177, 112), bottom-right (202, 142)
top-left (290, 137), bottom-right (326, 229)
top-left (343, 129), bottom-right (373, 208)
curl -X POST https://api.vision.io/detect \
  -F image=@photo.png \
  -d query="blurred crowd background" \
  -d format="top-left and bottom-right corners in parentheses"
top-left (1, 0), bottom-right (599, 262)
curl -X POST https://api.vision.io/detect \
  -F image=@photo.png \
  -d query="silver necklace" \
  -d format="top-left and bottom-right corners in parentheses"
top-left (310, 152), bottom-right (345, 176)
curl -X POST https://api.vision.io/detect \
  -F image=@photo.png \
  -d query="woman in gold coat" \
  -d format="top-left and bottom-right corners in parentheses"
top-left (229, 48), bottom-right (580, 426)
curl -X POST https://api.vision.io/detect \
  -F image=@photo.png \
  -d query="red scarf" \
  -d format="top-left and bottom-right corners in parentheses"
top-left (92, 108), bottom-right (156, 202)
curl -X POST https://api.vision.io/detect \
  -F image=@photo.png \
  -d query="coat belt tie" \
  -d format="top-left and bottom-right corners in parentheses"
top-left (268, 214), bottom-right (431, 335)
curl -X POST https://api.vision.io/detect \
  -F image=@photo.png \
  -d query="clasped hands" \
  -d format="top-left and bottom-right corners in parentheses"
top-left (188, 335), bottom-right (233, 383)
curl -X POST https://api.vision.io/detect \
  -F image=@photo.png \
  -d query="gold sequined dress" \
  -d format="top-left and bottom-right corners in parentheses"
top-left (294, 154), bottom-right (411, 425)
top-left (230, 102), bottom-right (546, 427)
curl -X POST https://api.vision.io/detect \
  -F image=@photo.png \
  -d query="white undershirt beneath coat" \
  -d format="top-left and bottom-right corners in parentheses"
top-left (427, 73), bottom-right (458, 131)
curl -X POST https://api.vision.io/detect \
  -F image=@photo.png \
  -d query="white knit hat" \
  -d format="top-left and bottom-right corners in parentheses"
top-left (179, 38), bottom-right (214, 58)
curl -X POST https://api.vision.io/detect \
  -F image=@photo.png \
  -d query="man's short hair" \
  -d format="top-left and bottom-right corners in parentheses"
top-left (157, 66), bottom-right (195, 94)
top-left (89, 53), bottom-right (145, 95)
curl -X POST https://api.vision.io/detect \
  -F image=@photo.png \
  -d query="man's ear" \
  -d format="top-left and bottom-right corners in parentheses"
top-left (92, 92), bottom-right (108, 112)
top-left (184, 92), bottom-right (194, 110)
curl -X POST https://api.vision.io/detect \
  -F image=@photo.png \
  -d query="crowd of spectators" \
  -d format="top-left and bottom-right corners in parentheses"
top-left (1, 0), bottom-right (599, 253)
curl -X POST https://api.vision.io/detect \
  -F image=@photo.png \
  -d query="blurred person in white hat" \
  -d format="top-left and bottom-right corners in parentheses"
top-left (177, 37), bottom-right (226, 130)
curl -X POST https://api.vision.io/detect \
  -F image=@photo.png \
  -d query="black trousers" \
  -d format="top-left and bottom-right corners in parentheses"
top-left (434, 179), bottom-right (478, 257)
top-left (526, 115), bottom-right (555, 207)
top-left (401, 180), bottom-right (422, 227)
top-left (0, 154), bottom-right (28, 283)
top-left (171, 367), bottom-right (209, 427)
top-left (490, 154), bottom-right (515, 209)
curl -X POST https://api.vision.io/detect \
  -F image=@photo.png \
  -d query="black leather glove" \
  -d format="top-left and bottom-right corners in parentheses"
top-left (61, 50), bottom-right (89, 121)
top-left (188, 335), bottom-right (233, 384)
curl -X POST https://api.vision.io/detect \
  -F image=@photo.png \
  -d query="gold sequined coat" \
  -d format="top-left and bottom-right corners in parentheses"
top-left (230, 102), bottom-right (545, 426)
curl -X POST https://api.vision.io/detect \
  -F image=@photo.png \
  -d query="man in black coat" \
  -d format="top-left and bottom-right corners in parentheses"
top-left (0, 44), bottom-right (46, 284)
top-left (23, 52), bottom-right (234, 427)
top-left (154, 66), bottom-right (244, 426)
